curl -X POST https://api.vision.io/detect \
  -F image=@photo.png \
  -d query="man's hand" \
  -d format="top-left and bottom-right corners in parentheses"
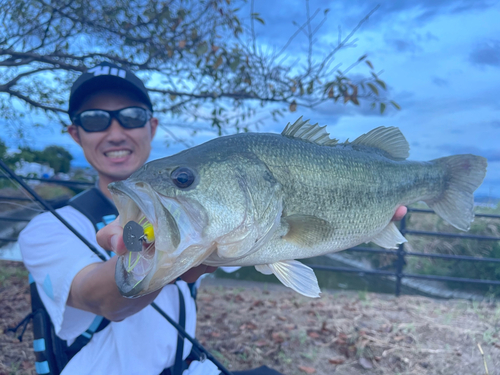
top-left (96, 217), bottom-right (217, 283)
top-left (392, 206), bottom-right (407, 221)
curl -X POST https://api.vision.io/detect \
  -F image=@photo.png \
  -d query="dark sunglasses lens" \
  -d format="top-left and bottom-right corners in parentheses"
top-left (78, 110), bottom-right (111, 132)
top-left (118, 107), bottom-right (149, 128)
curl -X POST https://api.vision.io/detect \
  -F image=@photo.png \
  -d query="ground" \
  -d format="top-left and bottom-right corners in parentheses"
top-left (1, 260), bottom-right (499, 375)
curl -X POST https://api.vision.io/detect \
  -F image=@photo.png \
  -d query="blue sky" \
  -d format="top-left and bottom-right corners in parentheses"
top-left (7, 0), bottom-right (500, 198)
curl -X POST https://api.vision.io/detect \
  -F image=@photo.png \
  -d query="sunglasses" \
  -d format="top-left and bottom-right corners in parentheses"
top-left (72, 107), bottom-right (152, 132)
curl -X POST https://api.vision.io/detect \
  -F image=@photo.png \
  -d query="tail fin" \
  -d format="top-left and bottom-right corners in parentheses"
top-left (425, 154), bottom-right (487, 231)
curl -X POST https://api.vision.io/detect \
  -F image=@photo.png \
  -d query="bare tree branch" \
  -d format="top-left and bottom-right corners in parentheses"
top-left (0, 0), bottom-right (396, 139)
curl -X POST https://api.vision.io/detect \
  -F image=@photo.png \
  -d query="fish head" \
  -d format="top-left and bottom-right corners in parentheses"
top-left (109, 145), bottom-right (282, 297)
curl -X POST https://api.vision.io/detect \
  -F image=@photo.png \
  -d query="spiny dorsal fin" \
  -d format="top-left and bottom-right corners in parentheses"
top-left (352, 126), bottom-right (410, 160)
top-left (282, 116), bottom-right (338, 146)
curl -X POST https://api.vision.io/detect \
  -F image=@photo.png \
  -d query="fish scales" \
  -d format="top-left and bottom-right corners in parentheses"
top-left (209, 133), bottom-right (445, 264)
top-left (109, 118), bottom-right (487, 298)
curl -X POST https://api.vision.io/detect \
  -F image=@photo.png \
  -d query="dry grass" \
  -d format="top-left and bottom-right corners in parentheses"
top-left (195, 277), bottom-right (500, 375)
top-left (1, 261), bottom-right (500, 375)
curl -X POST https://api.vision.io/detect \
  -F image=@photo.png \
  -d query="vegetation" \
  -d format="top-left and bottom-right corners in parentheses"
top-left (404, 204), bottom-right (500, 296)
top-left (0, 138), bottom-right (73, 174)
top-left (341, 203), bottom-right (500, 296)
top-left (0, 0), bottom-right (398, 142)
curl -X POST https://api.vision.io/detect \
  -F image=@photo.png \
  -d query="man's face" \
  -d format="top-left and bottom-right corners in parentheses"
top-left (68, 89), bottom-right (158, 183)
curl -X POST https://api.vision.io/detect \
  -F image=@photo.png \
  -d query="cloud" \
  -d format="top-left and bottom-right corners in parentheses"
top-left (469, 39), bottom-right (500, 68)
top-left (431, 77), bottom-right (449, 87)
top-left (490, 120), bottom-right (500, 128)
top-left (385, 38), bottom-right (420, 53)
top-left (329, 0), bottom-right (497, 30)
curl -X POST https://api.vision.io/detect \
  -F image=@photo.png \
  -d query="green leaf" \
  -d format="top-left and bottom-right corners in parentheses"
top-left (366, 60), bottom-right (374, 69)
top-left (251, 13), bottom-right (265, 24)
top-left (375, 79), bottom-right (386, 90)
top-left (254, 16), bottom-right (265, 24)
top-left (380, 102), bottom-right (386, 114)
top-left (367, 83), bottom-right (379, 96)
top-left (229, 56), bottom-right (240, 71)
top-left (358, 54), bottom-right (367, 61)
top-left (196, 41), bottom-right (208, 56)
top-left (390, 101), bottom-right (401, 110)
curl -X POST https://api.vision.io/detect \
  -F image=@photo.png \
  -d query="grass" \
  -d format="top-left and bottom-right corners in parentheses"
top-left (0, 262), bottom-right (29, 288)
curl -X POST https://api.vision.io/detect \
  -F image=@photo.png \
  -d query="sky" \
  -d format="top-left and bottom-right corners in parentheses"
top-left (7, 0), bottom-right (500, 199)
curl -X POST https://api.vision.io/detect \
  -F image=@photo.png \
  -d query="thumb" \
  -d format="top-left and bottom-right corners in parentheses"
top-left (96, 216), bottom-right (127, 256)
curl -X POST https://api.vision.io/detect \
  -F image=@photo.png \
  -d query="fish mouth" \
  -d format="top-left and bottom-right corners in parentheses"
top-left (109, 180), bottom-right (181, 298)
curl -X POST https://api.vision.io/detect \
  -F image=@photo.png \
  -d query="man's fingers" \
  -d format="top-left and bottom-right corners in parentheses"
top-left (392, 206), bottom-right (407, 221)
top-left (96, 217), bottom-right (127, 256)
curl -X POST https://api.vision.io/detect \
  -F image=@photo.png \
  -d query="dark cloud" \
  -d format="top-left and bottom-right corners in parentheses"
top-left (383, 30), bottom-right (439, 55)
top-left (431, 77), bottom-right (449, 87)
top-left (469, 39), bottom-right (500, 67)
top-left (385, 38), bottom-right (420, 53)
top-left (490, 120), bottom-right (500, 128)
top-left (325, 0), bottom-right (497, 30)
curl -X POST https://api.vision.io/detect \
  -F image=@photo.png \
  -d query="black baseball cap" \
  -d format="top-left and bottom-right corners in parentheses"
top-left (68, 62), bottom-right (153, 118)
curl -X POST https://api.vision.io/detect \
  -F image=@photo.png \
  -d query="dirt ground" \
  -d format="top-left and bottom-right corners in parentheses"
top-left (1, 260), bottom-right (499, 375)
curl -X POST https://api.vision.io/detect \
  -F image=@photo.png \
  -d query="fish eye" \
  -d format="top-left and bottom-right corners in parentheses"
top-left (170, 167), bottom-right (195, 188)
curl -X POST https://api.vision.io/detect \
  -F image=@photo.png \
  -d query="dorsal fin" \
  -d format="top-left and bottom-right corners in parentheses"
top-left (352, 126), bottom-right (410, 160)
top-left (282, 117), bottom-right (338, 146)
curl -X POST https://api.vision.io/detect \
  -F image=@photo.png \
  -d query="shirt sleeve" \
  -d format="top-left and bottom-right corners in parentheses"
top-left (19, 206), bottom-right (110, 341)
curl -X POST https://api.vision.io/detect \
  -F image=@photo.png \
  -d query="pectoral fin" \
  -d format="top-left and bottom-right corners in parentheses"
top-left (370, 222), bottom-right (407, 249)
top-left (282, 214), bottom-right (334, 248)
top-left (255, 260), bottom-right (321, 298)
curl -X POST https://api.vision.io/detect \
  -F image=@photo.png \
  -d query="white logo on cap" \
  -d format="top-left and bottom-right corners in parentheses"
top-left (88, 66), bottom-right (126, 78)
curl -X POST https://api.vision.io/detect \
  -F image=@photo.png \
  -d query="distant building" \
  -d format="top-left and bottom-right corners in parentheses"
top-left (15, 161), bottom-right (54, 179)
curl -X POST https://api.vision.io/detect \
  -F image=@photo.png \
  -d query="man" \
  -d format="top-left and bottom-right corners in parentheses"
top-left (19, 61), bottom-right (407, 375)
top-left (19, 62), bottom-right (218, 375)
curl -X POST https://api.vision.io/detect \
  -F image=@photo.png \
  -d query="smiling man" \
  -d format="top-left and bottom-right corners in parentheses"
top-left (19, 62), bottom-right (219, 375)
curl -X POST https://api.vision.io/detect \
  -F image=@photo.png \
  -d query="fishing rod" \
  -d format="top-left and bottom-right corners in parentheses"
top-left (0, 159), bottom-right (233, 375)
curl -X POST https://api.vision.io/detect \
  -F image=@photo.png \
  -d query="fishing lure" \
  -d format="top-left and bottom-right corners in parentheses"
top-left (123, 217), bottom-right (155, 272)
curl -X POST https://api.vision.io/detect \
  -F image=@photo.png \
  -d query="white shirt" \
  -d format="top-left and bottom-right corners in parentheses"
top-left (19, 205), bottom-right (200, 375)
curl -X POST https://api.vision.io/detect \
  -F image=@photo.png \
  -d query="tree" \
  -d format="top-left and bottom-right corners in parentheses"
top-left (5, 144), bottom-right (73, 173)
top-left (0, 0), bottom-right (398, 144)
top-left (38, 145), bottom-right (73, 173)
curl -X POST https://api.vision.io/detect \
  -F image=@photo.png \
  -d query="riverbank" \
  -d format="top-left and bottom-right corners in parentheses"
top-left (1, 261), bottom-right (499, 375)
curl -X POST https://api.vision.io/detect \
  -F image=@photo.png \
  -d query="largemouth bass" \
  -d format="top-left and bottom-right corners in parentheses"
top-left (109, 118), bottom-right (487, 298)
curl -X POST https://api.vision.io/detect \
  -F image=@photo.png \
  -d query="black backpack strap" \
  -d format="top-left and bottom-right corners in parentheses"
top-left (160, 282), bottom-right (190, 375)
top-left (64, 314), bottom-right (109, 360)
top-left (65, 188), bottom-right (115, 356)
top-left (68, 188), bottom-right (118, 232)
top-left (29, 274), bottom-right (68, 375)
top-left (173, 283), bottom-right (187, 375)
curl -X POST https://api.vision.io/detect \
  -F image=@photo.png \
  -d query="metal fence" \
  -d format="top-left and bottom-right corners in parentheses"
top-left (0, 175), bottom-right (93, 242)
top-left (1, 175), bottom-right (499, 296)
top-left (309, 208), bottom-right (500, 296)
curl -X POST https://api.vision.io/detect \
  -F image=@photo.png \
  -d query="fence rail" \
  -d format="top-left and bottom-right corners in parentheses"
top-left (1, 174), bottom-right (499, 296)
top-left (309, 207), bottom-right (500, 296)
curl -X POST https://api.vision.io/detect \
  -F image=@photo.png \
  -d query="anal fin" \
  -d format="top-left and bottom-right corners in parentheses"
top-left (370, 222), bottom-right (407, 249)
top-left (255, 260), bottom-right (321, 298)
